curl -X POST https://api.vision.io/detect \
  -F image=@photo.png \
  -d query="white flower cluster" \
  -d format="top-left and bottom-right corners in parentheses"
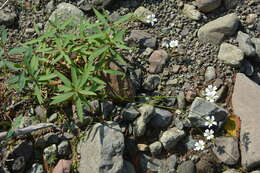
top-left (194, 116), bottom-right (217, 151)
top-left (146, 14), bottom-right (157, 26)
top-left (162, 40), bottom-right (179, 48)
top-left (205, 85), bottom-right (219, 103)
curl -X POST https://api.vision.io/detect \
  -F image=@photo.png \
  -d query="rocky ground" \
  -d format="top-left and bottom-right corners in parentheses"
top-left (0, 0), bottom-right (260, 172)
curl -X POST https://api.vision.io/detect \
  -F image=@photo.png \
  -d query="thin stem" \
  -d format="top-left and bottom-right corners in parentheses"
top-left (0, 0), bottom-right (9, 10)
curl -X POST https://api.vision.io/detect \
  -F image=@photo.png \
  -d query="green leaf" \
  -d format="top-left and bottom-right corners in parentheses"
top-left (75, 98), bottom-right (84, 122)
top-left (12, 115), bottom-right (24, 129)
top-left (114, 13), bottom-right (133, 25)
top-left (71, 66), bottom-right (78, 84)
top-left (18, 72), bottom-right (26, 91)
top-left (0, 26), bottom-right (7, 42)
top-left (55, 71), bottom-right (71, 87)
top-left (30, 56), bottom-right (39, 72)
top-left (0, 48), bottom-right (4, 57)
top-left (93, 9), bottom-right (108, 25)
top-left (61, 51), bottom-right (72, 64)
top-left (9, 47), bottom-right (27, 54)
top-left (78, 89), bottom-right (97, 96)
top-left (52, 54), bottom-right (63, 64)
top-left (38, 73), bottom-right (57, 81)
top-left (58, 86), bottom-right (72, 92)
top-left (50, 92), bottom-right (74, 105)
top-left (79, 64), bottom-right (95, 88)
top-left (103, 69), bottom-right (125, 76)
top-left (34, 85), bottom-right (43, 104)
top-left (92, 77), bottom-right (106, 84)
top-left (89, 46), bottom-right (108, 63)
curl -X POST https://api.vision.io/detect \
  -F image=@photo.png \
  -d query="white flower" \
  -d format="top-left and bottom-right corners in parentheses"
top-left (204, 116), bottom-right (217, 128)
top-left (146, 14), bottom-right (157, 26)
top-left (203, 129), bottom-right (214, 140)
top-left (169, 40), bottom-right (179, 48)
top-left (194, 140), bottom-right (205, 151)
top-left (205, 85), bottom-right (218, 102)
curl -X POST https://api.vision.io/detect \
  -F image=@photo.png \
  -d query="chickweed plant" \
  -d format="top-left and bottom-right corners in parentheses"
top-left (1, 9), bottom-right (133, 121)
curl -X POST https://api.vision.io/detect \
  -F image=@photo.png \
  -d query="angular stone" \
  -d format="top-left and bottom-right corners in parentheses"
top-left (143, 75), bottom-right (161, 91)
top-left (232, 73), bottom-right (260, 170)
top-left (196, 0), bottom-right (221, 13)
top-left (160, 127), bottom-right (185, 151)
top-left (128, 30), bottom-right (157, 48)
top-left (188, 97), bottom-right (228, 128)
top-left (198, 13), bottom-right (239, 44)
top-left (218, 43), bottom-right (244, 66)
top-left (212, 137), bottom-right (240, 165)
top-left (149, 141), bottom-right (163, 155)
top-left (122, 104), bottom-right (140, 122)
top-left (78, 122), bottom-right (124, 173)
top-left (149, 50), bottom-right (168, 74)
top-left (149, 108), bottom-right (173, 129)
top-left (177, 160), bottom-right (196, 173)
top-left (182, 4), bottom-right (201, 21)
top-left (236, 31), bottom-right (256, 57)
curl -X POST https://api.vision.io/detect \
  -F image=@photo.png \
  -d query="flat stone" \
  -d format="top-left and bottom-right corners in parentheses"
top-left (182, 4), bottom-right (201, 21)
top-left (160, 127), bottom-right (185, 151)
top-left (196, 0), bottom-right (221, 13)
top-left (188, 97), bottom-right (228, 128)
top-left (177, 160), bottom-right (196, 173)
top-left (198, 13), bottom-right (240, 44)
top-left (218, 43), bottom-right (244, 66)
top-left (236, 31), bottom-right (256, 57)
top-left (77, 122), bottom-right (124, 173)
top-left (128, 30), bottom-right (157, 48)
top-left (149, 50), bottom-right (168, 73)
top-left (232, 73), bottom-right (260, 170)
top-left (212, 137), bottom-right (240, 165)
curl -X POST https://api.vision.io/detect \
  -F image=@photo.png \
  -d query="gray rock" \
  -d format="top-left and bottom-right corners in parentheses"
top-left (241, 60), bottom-right (254, 76)
top-left (35, 106), bottom-right (47, 120)
top-left (101, 101), bottom-right (115, 119)
top-left (35, 132), bottom-right (60, 148)
top-left (122, 104), bottom-right (140, 122)
top-left (46, 3), bottom-right (85, 30)
top-left (198, 13), bottom-right (240, 44)
top-left (0, 7), bottom-right (17, 27)
top-left (160, 127), bottom-right (185, 151)
top-left (46, 0), bottom-right (55, 13)
top-left (188, 97), bottom-right (228, 128)
top-left (128, 30), bottom-right (157, 48)
top-left (218, 43), bottom-right (244, 66)
top-left (133, 104), bottom-right (155, 137)
top-left (232, 73), bottom-right (260, 170)
top-left (143, 75), bottom-right (161, 91)
top-left (252, 38), bottom-right (260, 60)
top-left (57, 140), bottom-right (70, 156)
top-left (177, 160), bottom-right (195, 173)
top-left (77, 122), bottom-right (124, 173)
top-left (140, 154), bottom-right (177, 173)
top-left (251, 171), bottom-right (260, 173)
top-left (237, 31), bottom-right (256, 57)
top-left (164, 97), bottom-right (176, 107)
top-left (196, 0), bottom-right (221, 13)
top-left (223, 169), bottom-right (241, 173)
top-left (47, 113), bottom-right (58, 123)
top-left (177, 91), bottom-right (186, 109)
top-left (26, 163), bottom-right (44, 173)
top-left (122, 160), bottom-right (136, 173)
top-left (149, 141), bottom-right (163, 155)
top-left (212, 137), bottom-right (240, 165)
top-left (43, 144), bottom-right (57, 162)
top-left (149, 50), bottom-right (168, 74)
top-left (77, 0), bottom-right (114, 11)
top-left (149, 108), bottom-right (173, 129)
top-left (134, 6), bottom-right (154, 24)
top-left (182, 4), bottom-right (201, 21)
top-left (205, 66), bottom-right (216, 81)
top-left (223, 0), bottom-right (241, 9)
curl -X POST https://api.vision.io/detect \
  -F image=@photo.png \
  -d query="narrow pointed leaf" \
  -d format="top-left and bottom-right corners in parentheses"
top-left (50, 92), bottom-right (74, 105)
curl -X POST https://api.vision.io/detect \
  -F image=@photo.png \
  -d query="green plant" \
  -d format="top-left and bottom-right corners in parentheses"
top-left (4, 9), bottom-right (133, 121)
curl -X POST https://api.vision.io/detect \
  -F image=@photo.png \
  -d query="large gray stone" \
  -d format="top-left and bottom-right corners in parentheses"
top-left (196, 0), bottom-right (221, 13)
top-left (149, 108), bottom-right (173, 129)
top-left (188, 97), bottom-right (228, 128)
top-left (77, 122), bottom-right (124, 173)
top-left (212, 137), bottom-right (240, 165)
top-left (140, 154), bottom-right (177, 173)
top-left (236, 31), bottom-right (256, 57)
top-left (232, 73), bottom-right (260, 170)
top-left (198, 13), bottom-right (240, 44)
top-left (160, 127), bottom-right (185, 151)
top-left (218, 43), bottom-right (244, 66)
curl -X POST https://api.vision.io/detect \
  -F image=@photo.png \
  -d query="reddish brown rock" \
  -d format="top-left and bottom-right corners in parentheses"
top-left (53, 160), bottom-right (72, 173)
top-left (148, 50), bottom-right (168, 74)
top-left (232, 73), bottom-right (260, 170)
